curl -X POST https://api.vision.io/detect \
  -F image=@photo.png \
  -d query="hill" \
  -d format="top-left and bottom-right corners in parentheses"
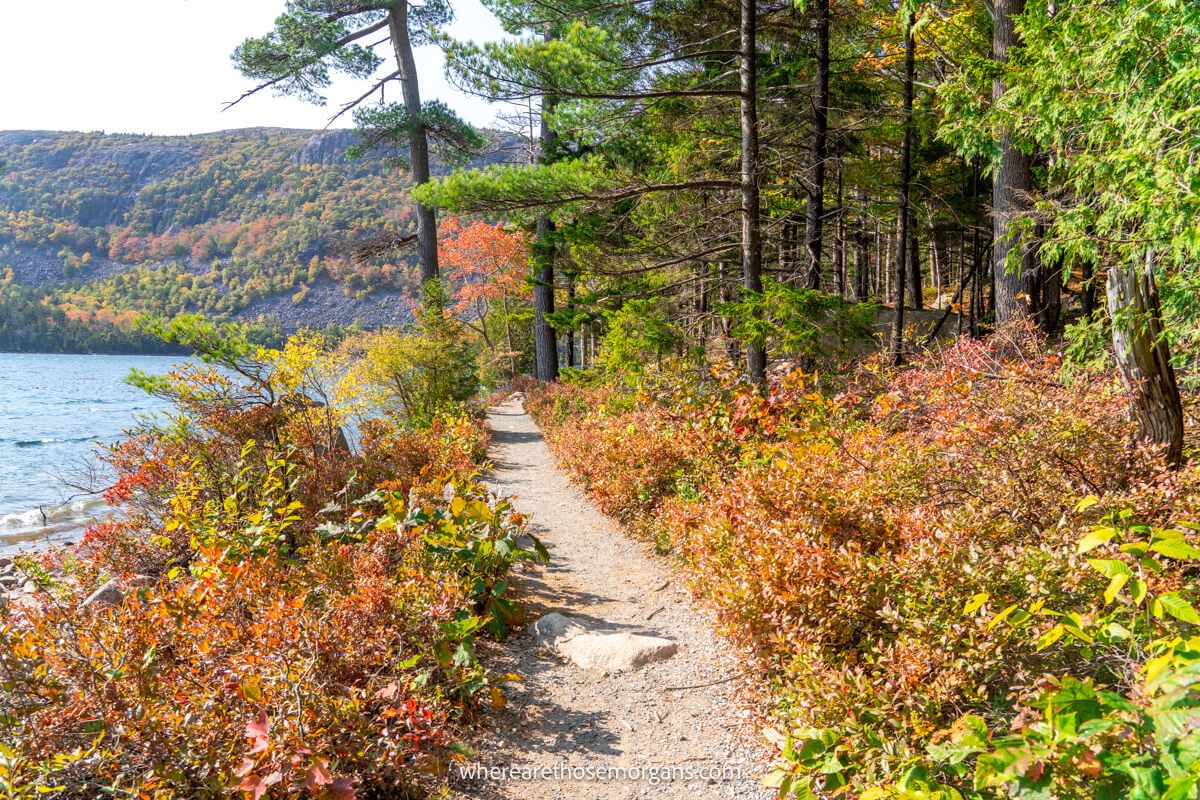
top-left (0, 127), bottom-right (513, 351)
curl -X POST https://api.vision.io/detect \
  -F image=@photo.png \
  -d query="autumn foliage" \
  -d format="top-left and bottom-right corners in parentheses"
top-left (526, 323), bottom-right (1200, 796)
top-left (0, 325), bottom-right (540, 798)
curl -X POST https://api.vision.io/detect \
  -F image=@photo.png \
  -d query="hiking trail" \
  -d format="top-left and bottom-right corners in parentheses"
top-left (451, 396), bottom-right (772, 800)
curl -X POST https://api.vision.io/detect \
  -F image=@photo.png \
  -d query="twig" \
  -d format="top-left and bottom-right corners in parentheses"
top-left (662, 674), bottom-right (742, 692)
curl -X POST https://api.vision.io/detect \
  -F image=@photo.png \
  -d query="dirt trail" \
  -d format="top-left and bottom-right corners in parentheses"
top-left (451, 397), bottom-right (772, 800)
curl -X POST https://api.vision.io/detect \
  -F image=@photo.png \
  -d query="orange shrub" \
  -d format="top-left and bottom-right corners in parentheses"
top-left (527, 323), bottom-right (1193, 790)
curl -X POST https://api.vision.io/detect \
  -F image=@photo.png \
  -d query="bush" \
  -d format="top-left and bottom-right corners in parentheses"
top-left (342, 282), bottom-right (480, 428)
top-left (527, 322), bottom-right (1196, 798)
top-left (0, 326), bottom-right (542, 798)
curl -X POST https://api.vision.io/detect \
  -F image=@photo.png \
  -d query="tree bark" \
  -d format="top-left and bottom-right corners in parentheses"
top-left (805, 0), bottom-right (831, 289)
top-left (565, 271), bottom-right (576, 368)
top-left (834, 159), bottom-right (845, 297)
top-left (388, 1), bottom-right (438, 283)
top-left (532, 31), bottom-right (560, 382)
top-left (532, 212), bottom-right (558, 382)
top-left (907, 217), bottom-right (923, 310)
top-left (890, 12), bottom-right (915, 366)
top-left (970, 228), bottom-right (982, 336)
top-left (1108, 256), bottom-right (1184, 467)
top-left (1081, 261), bottom-right (1096, 317)
top-left (991, 0), bottom-right (1037, 323)
top-left (740, 0), bottom-right (766, 385)
top-left (1039, 251), bottom-right (1062, 334)
top-left (854, 188), bottom-right (869, 301)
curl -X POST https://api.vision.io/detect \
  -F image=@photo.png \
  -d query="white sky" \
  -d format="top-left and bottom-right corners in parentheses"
top-left (0, 0), bottom-right (508, 135)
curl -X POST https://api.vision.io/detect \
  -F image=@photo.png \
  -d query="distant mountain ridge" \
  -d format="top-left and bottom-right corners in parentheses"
top-left (0, 127), bottom-right (516, 347)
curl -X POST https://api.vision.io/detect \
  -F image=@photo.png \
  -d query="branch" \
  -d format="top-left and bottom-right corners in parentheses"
top-left (326, 69), bottom-right (400, 126)
top-left (224, 17), bottom-right (391, 111)
top-left (476, 179), bottom-right (740, 213)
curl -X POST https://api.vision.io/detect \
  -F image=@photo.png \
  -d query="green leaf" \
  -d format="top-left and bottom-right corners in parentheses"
top-left (1088, 558), bottom-right (1133, 579)
top-left (1150, 532), bottom-right (1200, 560)
top-left (1078, 526), bottom-right (1118, 553)
top-left (1158, 593), bottom-right (1200, 625)
top-left (1104, 572), bottom-right (1130, 605)
top-left (988, 604), bottom-right (1021, 630)
top-left (1036, 624), bottom-right (1066, 651)
top-left (1130, 579), bottom-right (1149, 604)
top-left (963, 592), bottom-right (990, 615)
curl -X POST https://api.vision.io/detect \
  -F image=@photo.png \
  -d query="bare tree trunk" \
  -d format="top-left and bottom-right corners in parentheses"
top-left (532, 213), bottom-right (558, 382)
top-left (565, 271), bottom-right (576, 368)
top-left (721, 262), bottom-right (742, 365)
top-left (854, 190), bottom-right (869, 302)
top-left (1039, 253), bottom-right (1062, 334)
top-left (890, 12), bottom-right (915, 366)
top-left (876, 223), bottom-right (884, 298)
top-left (992, 0), bottom-right (1038, 323)
top-left (1081, 261), bottom-right (1096, 317)
top-left (532, 31), bottom-right (560, 382)
top-left (389, 0), bottom-right (438, 283)
top-left (834, 159), bottom-right (845, 297)
top-left (805, 0), bottom-right (831, 289)
top-left (970, 228), bottom-right (982, 337)
top-left (907, 217), bottom-right (923, 310)
top-left (740, 0), bottom-right (766, 385)
top-left (1108, 255), bottom-right (1184, 466)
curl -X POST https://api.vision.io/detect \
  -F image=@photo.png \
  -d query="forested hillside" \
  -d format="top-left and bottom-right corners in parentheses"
top-left (0, 127), bottom-right (512, 351)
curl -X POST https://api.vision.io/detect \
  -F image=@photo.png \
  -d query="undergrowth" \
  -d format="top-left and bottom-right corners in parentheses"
top-left (0, 318), bottom-right (543, 798)
top-left (526, 322), bottom-right (1200, 799)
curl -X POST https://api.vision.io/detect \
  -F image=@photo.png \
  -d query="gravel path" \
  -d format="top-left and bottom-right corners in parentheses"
top-left (450, 397), bottom-right (772, 800)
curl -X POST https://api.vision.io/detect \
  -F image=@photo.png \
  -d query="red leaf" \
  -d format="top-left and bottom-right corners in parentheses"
top-left (306, 764), bottom-right (334, 788)
top-left (238, 775), bottom-right (267, 800)
top-left (325, 777), bottom-right (356, 800)
top-left (246, 711), bottom-right (270, 754)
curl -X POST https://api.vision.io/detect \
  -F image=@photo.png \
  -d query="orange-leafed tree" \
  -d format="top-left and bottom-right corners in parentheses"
top-left (439, 217), bottom-right (530, 377)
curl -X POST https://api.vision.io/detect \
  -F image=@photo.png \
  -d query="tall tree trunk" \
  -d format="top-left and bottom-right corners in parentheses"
top-left (532, 33), bottom-right (560, 382)
top-left (907, 217), bottom-right (923, 310)
top-left (1081, 261), bottom-right (1096, 316)
top-left (855, 231), bottom-right (869, 301)
top-left (890, 12), bottom-right (915, 366)
top-left (805, 0), bottom-right (831, 289)
top-left (992, 0), bottom-right (1038, 323)
top-left (389, 1), bottom-right (438, 283)
top-left (854, 188), bottom-right (869, 301)
top-left (740, 0), bottom-right (766, 384)
top-left (970, 228), bottom-right (982, 336)
top-left (834, 160), bottom-right (845, 297)
top-left (1039, 252), bottom-right (1062, 334)
top-left (532, 213), bottom-right (558, 382)
top-left (721, 262), bottom-right (742, 365)
top-left (1108, 255), bottom-right (1184, 466)
top-left (565, 271), bottom-right (576, 368)
top-left (875, 222), bottom-right (883, 298)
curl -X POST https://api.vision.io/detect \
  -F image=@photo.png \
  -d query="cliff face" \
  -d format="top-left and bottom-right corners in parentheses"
top-left (0, 127), bottom-right (514, 333)
top-left (291, 129), bottom-right (363, 167)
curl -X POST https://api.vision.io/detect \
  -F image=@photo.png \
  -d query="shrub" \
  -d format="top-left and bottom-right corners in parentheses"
top-left (342, 281), bottom-right (480, 428)
top-left (0, 326), bottom-right (541, 798)
top-left (527, 322), bottom-right (1195, 798)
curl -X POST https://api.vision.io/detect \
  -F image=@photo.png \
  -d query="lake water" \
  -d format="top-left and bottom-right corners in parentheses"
top-left (0, 353), bottom-right (180, 553)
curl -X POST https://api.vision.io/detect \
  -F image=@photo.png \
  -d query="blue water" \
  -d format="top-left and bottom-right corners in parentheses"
top-left (0, 353), bottom-right (180, 552)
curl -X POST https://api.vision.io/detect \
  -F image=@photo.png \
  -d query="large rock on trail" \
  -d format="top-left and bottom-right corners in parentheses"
top-left (532, 612), bottom-right (678, 673)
